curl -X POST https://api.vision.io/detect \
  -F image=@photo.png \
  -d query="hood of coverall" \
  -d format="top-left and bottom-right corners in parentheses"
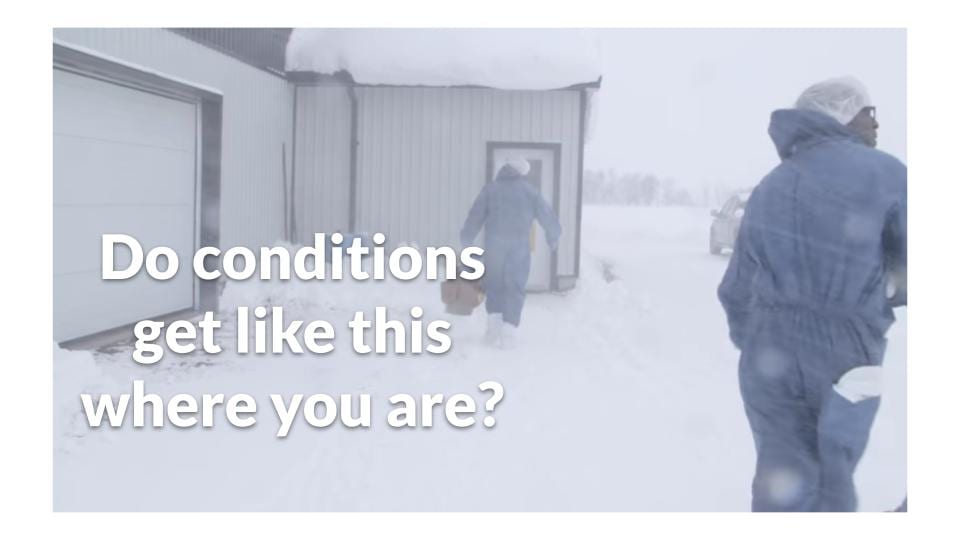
top-left (768, 108), bottom-right (866, 161)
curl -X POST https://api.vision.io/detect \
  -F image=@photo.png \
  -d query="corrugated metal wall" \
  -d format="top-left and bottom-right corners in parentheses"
top-left (354, 87), bottom-right (582, 277)
top-left (291, 85), bottom-right (353, 241)
top-left (169, 28), bottom-right (292, 74)
top-left (53, 28), bottom-right (294, 250)
top-left (292, 85), bottom-right (583, 277)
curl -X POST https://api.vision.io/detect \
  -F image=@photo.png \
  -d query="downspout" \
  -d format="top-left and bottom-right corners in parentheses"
top-left (347, 84), bottom-right (359, 232)
top-left (289, 84), bottom-right (299, 243)
top-left (574, 87), bottom-right (587, 280)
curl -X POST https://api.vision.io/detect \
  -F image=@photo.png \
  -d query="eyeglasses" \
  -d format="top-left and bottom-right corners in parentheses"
top-left (863, 106), bottom-right (877, 120)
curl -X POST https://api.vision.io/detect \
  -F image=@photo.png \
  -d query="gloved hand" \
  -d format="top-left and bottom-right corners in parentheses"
top-left (833, 365), bottom-right (883, 403)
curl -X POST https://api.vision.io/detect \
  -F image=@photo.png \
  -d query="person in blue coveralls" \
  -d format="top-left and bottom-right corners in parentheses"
top-left (718, 77), bottom-right (907, 511)
top-left (461, 156), bottom-right (562, 349)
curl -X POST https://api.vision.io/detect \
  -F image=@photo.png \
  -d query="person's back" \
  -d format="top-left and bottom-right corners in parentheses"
top-left (733, 108), bottom-right (907, 334)
top-left (463, 165), bottom-right (557, 248)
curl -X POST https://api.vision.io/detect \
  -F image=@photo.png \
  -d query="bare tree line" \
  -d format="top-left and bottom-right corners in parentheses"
top-left (583, 169), bottom-right (742, 208)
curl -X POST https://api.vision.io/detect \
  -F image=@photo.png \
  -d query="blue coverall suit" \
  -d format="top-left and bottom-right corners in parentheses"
top-left (719, 109), bottom-right (907, 511)
top-left (460, 164), bottom-right (562, 326)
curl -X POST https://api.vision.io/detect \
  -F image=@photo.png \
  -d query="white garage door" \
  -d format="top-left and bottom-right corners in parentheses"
top-left (53, 68), bottom-right (198, 342)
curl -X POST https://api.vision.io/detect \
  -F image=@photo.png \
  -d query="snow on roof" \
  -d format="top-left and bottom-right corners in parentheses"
top-left (285, 29), bottom-right (602, 90)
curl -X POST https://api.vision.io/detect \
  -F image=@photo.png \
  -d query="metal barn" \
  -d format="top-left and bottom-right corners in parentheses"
top-left (52, 28), bottom-right (600, 342)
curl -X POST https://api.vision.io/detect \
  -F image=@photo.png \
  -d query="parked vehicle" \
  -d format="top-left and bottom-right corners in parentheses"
top-left (710, 190), bottom-right (753, 255)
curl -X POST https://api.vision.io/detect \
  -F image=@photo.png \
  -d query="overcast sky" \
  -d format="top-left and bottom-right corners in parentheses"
top-left (583, 29), bottom-right (906, 190)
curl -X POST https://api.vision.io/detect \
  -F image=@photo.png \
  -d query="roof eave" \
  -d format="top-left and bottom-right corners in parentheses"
top-left (285, 70), bottom-right (602, 91)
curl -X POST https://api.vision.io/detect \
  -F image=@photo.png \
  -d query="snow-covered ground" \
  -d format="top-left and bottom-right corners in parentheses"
top-left (53, 206), bottom-right (906, 511)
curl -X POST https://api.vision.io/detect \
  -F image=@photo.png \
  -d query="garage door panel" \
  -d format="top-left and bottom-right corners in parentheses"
top-left (54, 205), bottom-right (195, 276)
top-left (54, 133), bottom-right (195, 206)
top-left (53, 67), bottom-right (198, 342)
top-left (54, 69), bottom-right (196, 152)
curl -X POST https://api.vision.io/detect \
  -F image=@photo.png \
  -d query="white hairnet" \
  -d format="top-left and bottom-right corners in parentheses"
top-left (503, 156), bottom-right (531, 176)
top-left (794, 77), bottom-right (872, 125)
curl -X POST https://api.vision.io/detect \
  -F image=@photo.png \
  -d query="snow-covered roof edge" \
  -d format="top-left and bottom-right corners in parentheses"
top-left (286, 29), bottom-right (602, 91)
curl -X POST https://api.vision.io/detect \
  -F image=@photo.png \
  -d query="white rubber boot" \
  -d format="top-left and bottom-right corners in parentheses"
top-left (500, 322), bottom-right (518, 349)
top-left (485, 313), bottom-right (503, 346)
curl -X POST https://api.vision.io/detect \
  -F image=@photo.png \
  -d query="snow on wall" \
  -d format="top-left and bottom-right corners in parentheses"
top-left (286, 29), bottom-right (602, 90)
